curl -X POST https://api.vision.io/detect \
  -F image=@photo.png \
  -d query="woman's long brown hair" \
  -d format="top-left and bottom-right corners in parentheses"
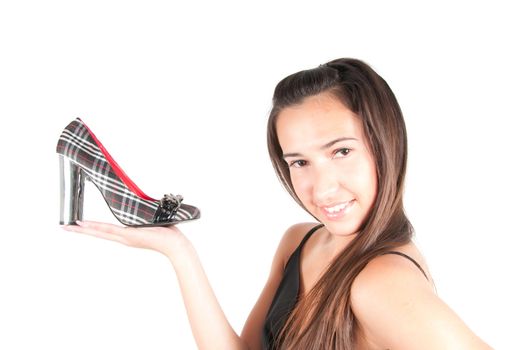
top-left (267, 58), bottom-right (413, 349)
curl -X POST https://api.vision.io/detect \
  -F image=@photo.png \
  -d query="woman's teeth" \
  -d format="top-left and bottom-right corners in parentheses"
top-left (325, 202), bottom-right (349, 213)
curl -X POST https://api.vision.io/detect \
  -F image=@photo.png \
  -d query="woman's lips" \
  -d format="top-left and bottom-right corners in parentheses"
top-left (320, 200), bottom-right (354, 220)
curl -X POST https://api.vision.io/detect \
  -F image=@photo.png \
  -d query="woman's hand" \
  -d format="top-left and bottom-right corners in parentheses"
top-left (64, 221), bottom-right (250, 350)
top-left (62, 221), bottom-right (189, 259)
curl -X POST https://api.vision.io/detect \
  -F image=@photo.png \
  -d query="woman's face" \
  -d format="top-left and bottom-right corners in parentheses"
top-left (276, 92), bottom-right (378, 237)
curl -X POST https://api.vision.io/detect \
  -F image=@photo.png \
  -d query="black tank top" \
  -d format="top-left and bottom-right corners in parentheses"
top-left (261, 224), bottom-right (428, 349)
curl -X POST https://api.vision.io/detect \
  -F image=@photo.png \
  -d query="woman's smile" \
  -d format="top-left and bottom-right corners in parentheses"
top-left (319, 200), bottom-right (355, 220)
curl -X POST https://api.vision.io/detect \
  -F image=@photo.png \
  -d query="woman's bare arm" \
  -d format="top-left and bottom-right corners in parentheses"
top-left (350, 253), bottom-right (493, 349)
top-left (64, 221), bottom-right (247, 350)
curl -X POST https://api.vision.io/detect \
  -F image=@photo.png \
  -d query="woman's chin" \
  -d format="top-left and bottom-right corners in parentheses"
top-left (315, 218), bottom-right (361, 237)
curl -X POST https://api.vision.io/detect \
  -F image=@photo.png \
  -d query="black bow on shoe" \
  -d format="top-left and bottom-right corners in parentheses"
top-left (153, 193), bottom-right (184, 224)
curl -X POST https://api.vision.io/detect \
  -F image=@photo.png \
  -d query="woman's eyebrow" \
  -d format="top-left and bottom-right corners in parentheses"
top-left (322, 137), bottom-right (358, 149)
top-left (282, 137), bottom-right (358, 159)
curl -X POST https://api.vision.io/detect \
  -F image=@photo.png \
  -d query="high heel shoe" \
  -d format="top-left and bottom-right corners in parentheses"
top-left (56, 118), bottom-right (201, 226)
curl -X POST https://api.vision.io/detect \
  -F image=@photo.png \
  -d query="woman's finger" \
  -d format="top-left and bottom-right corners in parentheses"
top-left (62, 220), bottom-right (185, 255)
top-left (78, 220), bottom-right (130, 234)
top-left (62, 221), bottom-right (130, 246)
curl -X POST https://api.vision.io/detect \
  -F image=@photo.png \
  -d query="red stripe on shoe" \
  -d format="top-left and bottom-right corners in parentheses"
top-left (79, 118), bottom-right (156, 201)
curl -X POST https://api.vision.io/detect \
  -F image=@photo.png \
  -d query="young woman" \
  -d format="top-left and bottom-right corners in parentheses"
top-left (63, 58), bottom-right (492, 349)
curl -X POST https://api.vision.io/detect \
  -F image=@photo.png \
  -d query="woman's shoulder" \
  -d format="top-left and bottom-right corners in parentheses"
top-left (350, 242), bottom-right (435, 330)
top-left (351, 242), bottom-right (434, 301)
top-left (349, 243), bottom-right (451, 349)
top-left (349, 243), bottom-right (492, 349)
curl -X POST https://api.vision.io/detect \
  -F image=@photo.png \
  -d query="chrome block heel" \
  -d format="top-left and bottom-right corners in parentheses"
top-left (59, 155), bottom-right (86, 225)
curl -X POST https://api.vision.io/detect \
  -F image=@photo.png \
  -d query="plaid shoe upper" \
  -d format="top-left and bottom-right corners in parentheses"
top-left (56, 118), bottom-right (198, 225)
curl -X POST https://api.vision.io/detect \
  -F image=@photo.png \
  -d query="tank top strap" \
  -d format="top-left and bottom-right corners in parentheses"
top-left (381, 251), bottom-right (429, 281)
top-left (298, 223), bottom-right (324, 249)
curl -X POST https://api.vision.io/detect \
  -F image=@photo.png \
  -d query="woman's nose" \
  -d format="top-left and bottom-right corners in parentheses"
top-left (312, 166), bottom-right (339, 204)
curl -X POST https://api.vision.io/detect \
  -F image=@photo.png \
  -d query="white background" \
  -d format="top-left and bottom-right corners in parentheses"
top-left (1, 1), bottom-right (525, 349)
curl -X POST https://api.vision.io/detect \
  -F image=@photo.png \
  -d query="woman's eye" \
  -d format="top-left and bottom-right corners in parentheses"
top-left (334, 148), bottom-right (351, 158)
top-left (289, 159), bottom-right (307, 168)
